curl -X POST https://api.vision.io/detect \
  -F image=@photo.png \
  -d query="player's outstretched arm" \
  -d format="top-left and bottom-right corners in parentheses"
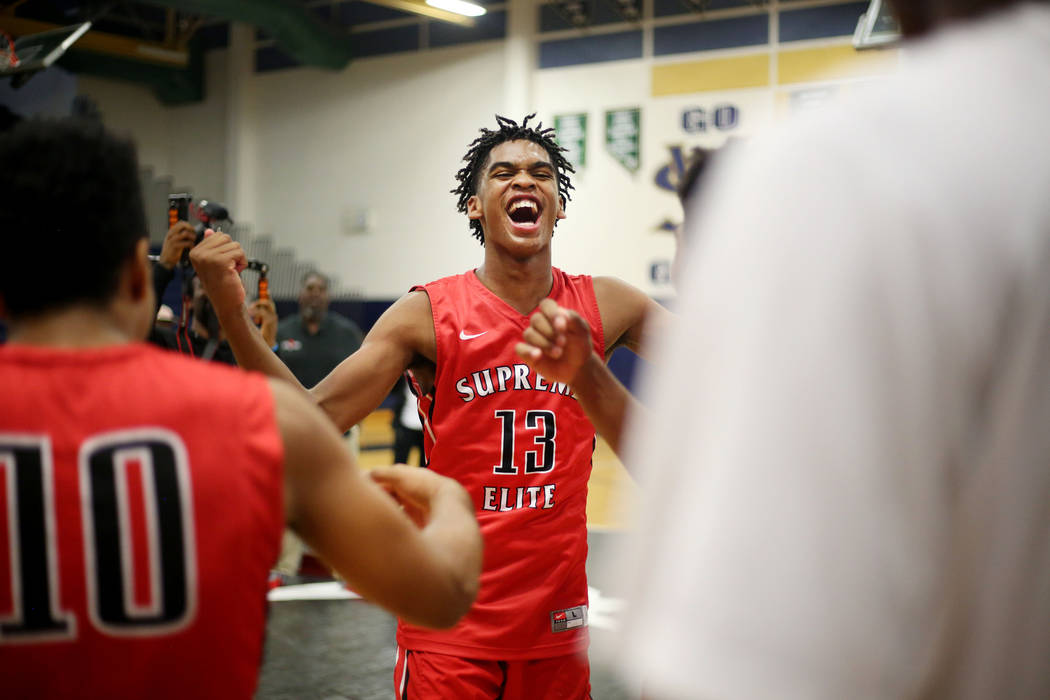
top-left (193, 229), bottom-right (430, 430)
top-left (516, 298), bottom-right (641, 457)
top-left (271, 379), bottom-right (481, 628)
top-left (190, 230), bottom-right (305, 390)
top-left (194, 233), bottom-right (431, 432)
top-left (310, 290), bottom-right (434, 431)
top-left (593, 276), bottom-right (674, 361)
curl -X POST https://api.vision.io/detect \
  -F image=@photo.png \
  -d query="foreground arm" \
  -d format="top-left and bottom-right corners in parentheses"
top-left (272, 379), bottom-right (481, 628)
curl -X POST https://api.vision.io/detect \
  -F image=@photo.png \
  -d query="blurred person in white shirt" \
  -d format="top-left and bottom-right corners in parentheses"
top-left (612, 1), bottom-right (1050, 698)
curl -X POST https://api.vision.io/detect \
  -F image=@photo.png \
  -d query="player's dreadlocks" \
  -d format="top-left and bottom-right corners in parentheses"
top-left (453, 114), bottom-right (576, 245)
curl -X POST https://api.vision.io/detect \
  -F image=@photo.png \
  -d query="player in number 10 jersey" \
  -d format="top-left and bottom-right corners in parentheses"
top-left (0, 119), bottom-right (481, 699)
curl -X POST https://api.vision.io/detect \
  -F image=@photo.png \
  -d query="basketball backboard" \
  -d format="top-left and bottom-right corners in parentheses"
top-left (1, 22), bottom-right (91, 87)
top-left (853, 0), bottom-right (900, 50)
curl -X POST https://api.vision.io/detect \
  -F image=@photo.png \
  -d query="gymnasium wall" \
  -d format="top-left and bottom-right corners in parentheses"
top-left (78, 49), bottom-right (230, 207)
top-left (247, 43), bottom-right (510, 298)
top-left (75, 0), bottom-right (899, 302)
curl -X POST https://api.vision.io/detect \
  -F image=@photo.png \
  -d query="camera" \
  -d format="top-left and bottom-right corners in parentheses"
top-left (165, 194), bottom-right (268, 302)
top-left (167, 194), bottom-right (233, 263)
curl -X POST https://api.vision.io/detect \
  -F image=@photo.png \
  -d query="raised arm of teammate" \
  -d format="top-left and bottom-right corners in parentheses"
top-left (593, 276), bottom-right (672, 361)
top-left (516, 277), bottom-right (671, 457)
top-left (189, 230), bottom-right (301, 384)
top-left (271, 378), bottom-right (481, 628)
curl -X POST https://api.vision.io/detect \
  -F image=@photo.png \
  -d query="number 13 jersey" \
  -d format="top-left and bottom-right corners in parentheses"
top-left (400, 268), bottom-right (605, 659)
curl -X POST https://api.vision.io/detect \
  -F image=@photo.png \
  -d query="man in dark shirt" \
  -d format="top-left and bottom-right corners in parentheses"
top-left (277, 271), bottom-right (363, 388)
top-left (274, 270), bottom-right (364, 580)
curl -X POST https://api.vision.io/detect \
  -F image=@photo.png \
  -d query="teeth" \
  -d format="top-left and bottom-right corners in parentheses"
top-left (510, 200), bottom-right (537, 212)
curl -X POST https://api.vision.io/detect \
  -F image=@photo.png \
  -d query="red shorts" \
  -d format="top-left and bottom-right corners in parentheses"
top-left (394, 647), bottom-right (591, 700)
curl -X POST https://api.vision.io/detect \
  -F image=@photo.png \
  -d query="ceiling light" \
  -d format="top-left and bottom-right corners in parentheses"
top-left (425, 0), bottom-right (487, 17)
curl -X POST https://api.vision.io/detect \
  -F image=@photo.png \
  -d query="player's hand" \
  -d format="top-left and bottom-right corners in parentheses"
top-left (249, 298), bottom-right (278, 347)
top-left (188, 229), bottom-right (248, 317)
top-left (369, 465), bottom-right (469, 529)
top-left (515, 298), bottom-right (595, 387)
top-left (157, 221), bottom-right (197, 269)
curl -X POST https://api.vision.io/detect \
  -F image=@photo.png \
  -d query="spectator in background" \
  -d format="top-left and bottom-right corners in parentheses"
top-left (149, 275), bottom-right (238, 364)
top-left (277, 271), bottom-right (364, 389)
top-left (614, 1), bottom-right (1050, 698)
top-left (148, 221), bottom-right (276, 363)
top-left (151, 219), bottom-right (196, 309)
top-left (391, 375), bottom-right (426, 467)
top-left (273, 271), bottom-right (364, 581)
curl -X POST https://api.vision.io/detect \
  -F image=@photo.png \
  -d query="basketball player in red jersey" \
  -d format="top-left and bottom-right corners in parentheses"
top-left (0, 119), bottom-right (481, 699)
top-left (192, 115), bottom-right (671, 698)
top-left (515, 150), bottom-right (711, 457)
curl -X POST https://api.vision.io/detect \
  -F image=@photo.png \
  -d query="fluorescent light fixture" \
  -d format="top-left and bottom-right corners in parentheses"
top-left (426, 0), bottom-right (487, 17)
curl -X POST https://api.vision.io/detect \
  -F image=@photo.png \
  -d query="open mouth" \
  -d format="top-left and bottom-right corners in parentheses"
top-left (507, 197), bottom-right (541, 226)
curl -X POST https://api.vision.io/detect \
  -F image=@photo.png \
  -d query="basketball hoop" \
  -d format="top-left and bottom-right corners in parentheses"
top-left (0, 22), bottom-right (90, 87)
top-left (0, 30), bottom-right (18, 71)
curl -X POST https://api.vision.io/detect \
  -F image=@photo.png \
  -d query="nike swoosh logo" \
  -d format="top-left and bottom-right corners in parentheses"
top-left (459, 330), bottom-right (488, 340)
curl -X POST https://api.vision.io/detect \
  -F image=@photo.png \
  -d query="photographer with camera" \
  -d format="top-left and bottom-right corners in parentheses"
top-left (148, 206), bottom-right (277, 364)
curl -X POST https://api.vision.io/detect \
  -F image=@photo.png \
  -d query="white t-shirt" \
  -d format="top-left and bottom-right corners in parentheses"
top-left (399, 381), bottom-right (423, 430)
top-left (615, 4), bottom-right (1050, 699)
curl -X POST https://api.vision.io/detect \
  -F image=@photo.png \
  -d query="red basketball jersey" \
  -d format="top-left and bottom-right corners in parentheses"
top-left (399, 268), bottom-right (605, 659)
top-left (0, 343), bottom-right (284, 699)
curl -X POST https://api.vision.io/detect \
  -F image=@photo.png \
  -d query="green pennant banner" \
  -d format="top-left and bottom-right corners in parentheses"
top-left (605, 107), bottom-right (641, 173)
top-left (554, 113), bottom-right (587, 169)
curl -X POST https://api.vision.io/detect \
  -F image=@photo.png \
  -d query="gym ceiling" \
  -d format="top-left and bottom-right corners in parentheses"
top-left (0, 0), bottom-right (484, 103)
